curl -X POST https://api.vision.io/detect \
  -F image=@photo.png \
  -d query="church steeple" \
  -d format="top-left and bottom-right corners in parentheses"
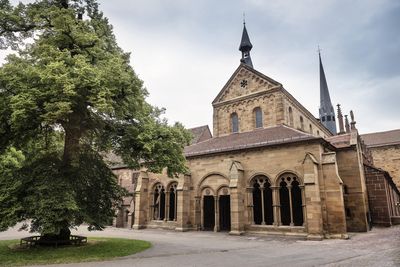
top-left (239, 21), bottom-right (253, 68)
top-left (318, 51), bottom-right (337, 134)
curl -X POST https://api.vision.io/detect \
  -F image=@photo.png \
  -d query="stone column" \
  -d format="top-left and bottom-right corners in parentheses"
top-left (247, 187), bottom-right (254, 225)
top-left (288, 185), bottom-right (294, 226)
top-left (176, 175), bottom-right (191, 231)
top-left (229, 161), bottom-right (245, 235)
top-left (132, 171), bottom-right (149, 229)
top-left (165, 191), bottom-right (169, 221)
top-left (214, 196), bottom-right (219, 232)
top-left (260, 187), bottom-right (266, 225)
top-left (271, 186), bottom-right (279, 226)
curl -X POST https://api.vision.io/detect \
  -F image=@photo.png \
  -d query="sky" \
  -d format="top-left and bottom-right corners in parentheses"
top-left (1, 0), bottom-right (399, 134)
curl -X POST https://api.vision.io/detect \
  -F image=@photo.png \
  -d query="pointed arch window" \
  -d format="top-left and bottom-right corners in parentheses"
top-left (153, 183), bottom-right (165, 220)
top-left (278, 174), bottom-right (304, 226)
top-left (254, 107), bottom-right (263, 128)
top-left (168, 183), bottom-right (178, 221)
top-left (231, 112), bottom-right (239, 133)
top-left (251, 176), bottom-right (273, 225)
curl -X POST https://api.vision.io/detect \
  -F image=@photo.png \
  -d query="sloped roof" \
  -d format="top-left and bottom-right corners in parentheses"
top-left (361, 129), bottom-right (400, 148)
top-left (189, 125), bottom-right (212, 144)
top-left (325, 133), bottom-right (352, 148)
top-left (184, 125), bottom-right (319, 157)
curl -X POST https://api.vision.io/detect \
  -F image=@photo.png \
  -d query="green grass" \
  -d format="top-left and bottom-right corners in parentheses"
top-left (0, 237), bottom-right (151, 266)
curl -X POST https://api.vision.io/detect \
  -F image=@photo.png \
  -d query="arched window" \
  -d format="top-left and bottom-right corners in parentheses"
top-left (317, 130), bottom-right (320, 136)
top-left (153, 183), bottom-right (165, 220)
top-left (168, 183), bottom-right (178, 221)
top-left (300, 116), bottom-right (304, 130)
top-left (278, 174), bottom-right (304, 226)
top-left (288, 107), bottom-right (294, 127)
top-left (309, 124), bottom-right (312, 134)
top-left (254, 107), bottom-right (263, 128)
top-left (252, 176), bottom-right (273, 225)
top-left (231, 112), bottom-right (239, 133)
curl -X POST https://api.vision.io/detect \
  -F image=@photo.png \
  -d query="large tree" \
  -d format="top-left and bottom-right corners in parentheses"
top-left (0, 0), bottom-right (191, 240)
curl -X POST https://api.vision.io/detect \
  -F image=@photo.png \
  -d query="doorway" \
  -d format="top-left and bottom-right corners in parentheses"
top-left (219, 195), bottom-right (231, 231)
top-left (203, 195), bottom-right (215, 230)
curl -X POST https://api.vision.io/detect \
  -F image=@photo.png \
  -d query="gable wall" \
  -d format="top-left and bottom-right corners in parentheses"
top-left (213, 90), bottom-right (282, 137)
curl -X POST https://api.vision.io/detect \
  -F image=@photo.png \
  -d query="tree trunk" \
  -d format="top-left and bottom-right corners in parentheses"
top-left (62, 113), bottom-right (82, 167)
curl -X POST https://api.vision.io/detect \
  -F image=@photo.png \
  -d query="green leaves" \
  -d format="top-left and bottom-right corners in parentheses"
top-left (0, 0), bottom-right (190, 235)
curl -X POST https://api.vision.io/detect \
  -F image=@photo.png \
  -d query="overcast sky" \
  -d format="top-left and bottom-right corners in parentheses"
top-left (1, 0), bottom-right (399, 134)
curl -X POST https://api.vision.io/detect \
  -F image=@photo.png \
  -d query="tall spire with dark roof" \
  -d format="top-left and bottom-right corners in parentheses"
top-left (239, 21), bottom-right (253, 68)
top-left (318, 51), bottom-right (337, 134)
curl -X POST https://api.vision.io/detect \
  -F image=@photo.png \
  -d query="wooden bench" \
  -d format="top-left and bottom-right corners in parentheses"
top-left (20, 235), bottom-right (87, 248)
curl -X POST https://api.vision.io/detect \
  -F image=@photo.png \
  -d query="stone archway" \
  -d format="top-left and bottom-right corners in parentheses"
top-left (198, 173), bottom-right (230, 231)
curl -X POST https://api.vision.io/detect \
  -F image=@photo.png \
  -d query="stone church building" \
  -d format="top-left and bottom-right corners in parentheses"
top-left (111, 24), bottom-right (400, 239)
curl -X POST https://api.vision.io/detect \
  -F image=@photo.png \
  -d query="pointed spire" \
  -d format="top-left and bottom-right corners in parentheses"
top-left (337, 104), bottom-right (345, 134)
top-left (345, 115), bottom-right (350, 133)
top-left (318, 50), bottom-right (337, 134)
top-left (239, 20), bottom-right (253, 68)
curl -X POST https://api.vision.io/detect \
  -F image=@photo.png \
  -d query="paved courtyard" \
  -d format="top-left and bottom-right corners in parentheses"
top-left (1, 225), bottom-right (399, 267)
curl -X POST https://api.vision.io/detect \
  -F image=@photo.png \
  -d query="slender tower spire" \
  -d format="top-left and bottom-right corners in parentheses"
top-left (239, 19), bottom-right (253, 68)
top-left (318, 49), bottom-right (337, 134)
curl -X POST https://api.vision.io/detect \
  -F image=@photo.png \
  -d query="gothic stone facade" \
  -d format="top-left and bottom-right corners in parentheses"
top-left (113, 64), bottom-right (400, 239)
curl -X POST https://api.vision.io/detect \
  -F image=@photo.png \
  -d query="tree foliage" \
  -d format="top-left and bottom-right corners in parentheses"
top-left (0, 0), bottom-right (191, 236)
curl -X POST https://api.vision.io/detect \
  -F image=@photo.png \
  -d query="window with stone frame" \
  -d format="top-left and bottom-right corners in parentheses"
top-left (231, 112), bottom-right (239, 133)
top-left (153, 183), bottom-right (166, 220)
top-left (251, 176), bottom-right (273, 225)
top-left (278, 174), bottom-right (304, 226)
top-left (254, 107), bottom-right (263, 128)
top-left (168, 183), bottom-right (178, 221)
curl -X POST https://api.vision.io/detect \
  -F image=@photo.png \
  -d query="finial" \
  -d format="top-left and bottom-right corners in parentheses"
top-left (344, 115), bottom-right (350, 133)
top-left (337, 104), bottom-right (344, 134)
top-left (350, 110), bottom-right (357, 130)
top-left (243, 12), bottom-right (246, 25)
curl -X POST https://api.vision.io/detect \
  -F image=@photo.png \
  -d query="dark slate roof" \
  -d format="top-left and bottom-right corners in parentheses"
top-left (239, 24), bottom-right (253, 51)
top-left (184, 125), bottom-right (319, 157)
top-left (325, 133), bottom-right (352, 148)
top-left (189, 125), bottom-right (212, 144)
top-left (361, 129), bottom-right (400, 148)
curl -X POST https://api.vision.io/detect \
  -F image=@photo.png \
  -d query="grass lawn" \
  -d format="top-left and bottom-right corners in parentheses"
top-left (0, 237), bottom-right (151, 266)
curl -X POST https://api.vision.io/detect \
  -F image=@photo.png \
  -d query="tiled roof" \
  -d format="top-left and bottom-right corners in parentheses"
top-left (184, 125), bottom-right (319, 157)
top-left (361, 129), bottom-right (400, 147)
top-left (325, 133), bottom-right (352, 148)
top-left (189, 125), bottom-right (212, 144)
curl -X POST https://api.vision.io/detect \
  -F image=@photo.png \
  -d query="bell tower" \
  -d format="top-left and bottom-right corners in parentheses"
top-left (239, 21), bottom-right (253, 68)
top-left (318, 51), bottom-right (337, 134)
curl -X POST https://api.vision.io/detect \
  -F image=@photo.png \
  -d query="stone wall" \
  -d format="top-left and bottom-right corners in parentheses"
top-left (368, 145), bottom-right (400, 189)
top-left (336, 147), bottom-right (369, 232)
top-left (364, 165), bottom-right (400, 226)
top-left (112, 168), bottom-right (137, 228)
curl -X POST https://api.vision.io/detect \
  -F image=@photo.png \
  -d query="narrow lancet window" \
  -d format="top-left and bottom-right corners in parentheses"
top-left (231, 113), bottom-right (239, 133)
top-left (254, 107), bottom-right (263, 128)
